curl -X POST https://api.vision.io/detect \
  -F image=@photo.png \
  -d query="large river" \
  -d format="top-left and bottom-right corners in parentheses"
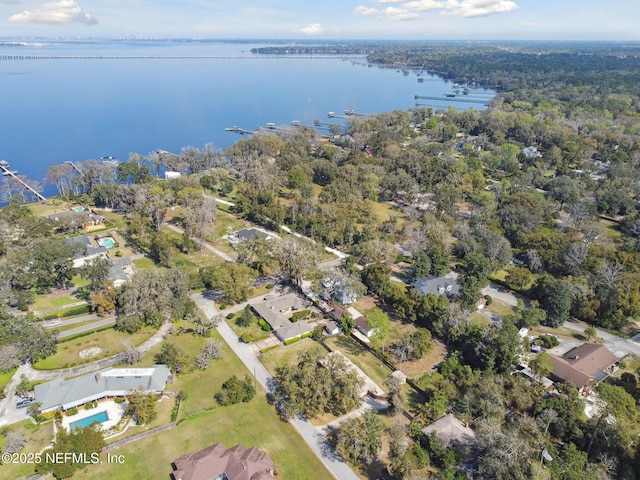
top-left (0, 40), bottom-right (494, 197)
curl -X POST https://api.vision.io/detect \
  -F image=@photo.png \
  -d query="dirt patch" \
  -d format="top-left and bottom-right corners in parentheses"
top-left (48, 286), bottom-right (79, 297)
top-left (396, 339), bottom-right (447, 379)
top-left (352, 296), bottom-right (377, 313)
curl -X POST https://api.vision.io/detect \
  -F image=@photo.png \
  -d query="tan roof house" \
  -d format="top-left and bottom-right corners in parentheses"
top-left (421, 413), bottom-right (476, 446)
top-left (171, 443), bottom-right (275, 480)
top-left (549, 343), bottom-right (618, 393)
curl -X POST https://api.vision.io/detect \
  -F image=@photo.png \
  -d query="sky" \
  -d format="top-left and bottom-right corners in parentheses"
top-left (0, 0), bottom-right (638, 41)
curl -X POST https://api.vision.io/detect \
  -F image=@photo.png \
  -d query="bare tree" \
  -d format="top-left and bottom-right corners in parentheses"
top-left (2, 432), bottom-right (26, 455)
top-left (271, 236), bottom-right (317, 287)
top-left (527, 249), bottom-right (543, 273)
top-left (195, 339), bottom-right (225, 369)
top-left (122, 340), bottom-right (141, 365)
top-left (0, 344), bottom-right (20, 371)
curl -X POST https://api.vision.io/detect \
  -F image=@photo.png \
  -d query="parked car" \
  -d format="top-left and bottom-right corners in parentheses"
top-left (16, 398), bottom-right (33, 409)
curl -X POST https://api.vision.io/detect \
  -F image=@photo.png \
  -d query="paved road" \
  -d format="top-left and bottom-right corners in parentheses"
top-left (563, 321), bottom-right (640, 359)
top-left (481, 282), bottom-right (640, 360)
top-left (0, 363), bottom-right (31, 427)
top-left (203, 301), bottom-right (359, 480)
top-left (56, 316), bottom-right (116, 339)
top-left (165, 223), bottom-right (235, 262)
top-left (481, 282), bottom-right (520, 307)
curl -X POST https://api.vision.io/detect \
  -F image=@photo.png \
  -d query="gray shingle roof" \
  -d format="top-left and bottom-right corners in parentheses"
top-left (34, 365), bottom-right (170, 411)
top-left (413, 273), bottom-right (460, 297)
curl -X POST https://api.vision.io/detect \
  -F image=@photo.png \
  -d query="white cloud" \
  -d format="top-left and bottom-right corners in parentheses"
top-left (300, 23), bottom-right (325, 35)
top-left (440, 0), bottom-right (519, 18)
top-left (403, 0), bottom-right (445, 11)
top-left (9, 0), bottom-right (97, 25)
top-left (354, 6), bottom-right (381, 16)
top-left (385, 6), bottom-right (420, 20)
top-left (0, 1), bottom-right (22, 5)
top-left (358, 0), bottom-right (518, 20)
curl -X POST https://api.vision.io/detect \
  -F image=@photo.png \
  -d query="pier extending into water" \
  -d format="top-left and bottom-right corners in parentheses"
top-left (414, 95), bottom-right (490, 106)
top-left (0, 160), bottom-right (47, 202)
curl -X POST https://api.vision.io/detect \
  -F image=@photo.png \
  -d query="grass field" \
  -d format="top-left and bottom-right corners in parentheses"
top-left (0, 367), bottom-right (17, 394)
top-left (77, 329), bottom-right (332, 480)
top-left (599, 218), bottom-right (622, 240)
top-left (33, 329), bottom-right (156, 370)
top-left (326, 335), bottom-right (394, 389)
top-left (80, 396), bottom-right (331, 480)
top-left (30, 275), bottom-right (89, 311)
top-left (259, 339), bottom-right (327, 375)
top-left (0, 420), bottom-right (55, 479)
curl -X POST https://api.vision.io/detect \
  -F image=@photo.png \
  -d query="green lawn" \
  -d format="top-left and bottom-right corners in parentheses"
top-left (326, 335), bottom-right (394, 389)
top-left (599, 218), bottom-right (622, 240)
top-left (0, 420), bottom-right (55, 479)
top-left (80, 396), bottom-right (331, 480)
top-left (33, 329), bottom-right (156, 370)
top-left (260, 339), bottom-right (327, 375)
top-left (133, 257), bottom-right (158, 270)
top-left (369, 200), bottom-right (404, 223)
top-left (0, 367), bottom-right (17, 394)
top-left (79, 329), bottom-right (332, 480)
top-left (487, 299), bottom-right (515, 318)
top-left (30, 275), bottom-right (89, 311)
top-left (226, 313), bottom-right (270, 343)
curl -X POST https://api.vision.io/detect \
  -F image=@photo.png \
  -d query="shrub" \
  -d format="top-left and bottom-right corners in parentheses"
top-left (114, 397), bottom-right (125, 404)
top-left (258, 318), bottom-right (271, 332)
top-left (484, 294), bottom-right (493, 305)
top-left (284, 337), bottom-right (301, 346)
top-left (266, 283), bottom-right (274, 289)
top-left (534, 334), bottom-right (560, 349)
top-left (219, 304), bottom-right (227, 310)
top-left (114, 250), bottom-right (123, 257)
top-left (216, 375), bottom-right (256, 406)
top-left (67, 407), bottom-right (78, 416)
top-left (290, 310), bottom-right (311, 322)
top-left (226, 313), bottom-right (235, 319)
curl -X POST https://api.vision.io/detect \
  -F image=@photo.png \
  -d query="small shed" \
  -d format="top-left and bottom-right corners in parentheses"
top-left (324, 321), bottom-right (341, 336)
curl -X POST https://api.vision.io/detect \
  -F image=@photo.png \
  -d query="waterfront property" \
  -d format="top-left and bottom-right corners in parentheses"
top-left (34, 365), bottom-right (170, 413)
top-left (171, 442), bottom-right (275, 480)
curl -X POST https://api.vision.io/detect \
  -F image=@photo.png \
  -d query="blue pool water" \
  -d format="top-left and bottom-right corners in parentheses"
top-left (69, 410), bottom-right (109, 430)
top-left (98, 237), bottom-right (116, 248)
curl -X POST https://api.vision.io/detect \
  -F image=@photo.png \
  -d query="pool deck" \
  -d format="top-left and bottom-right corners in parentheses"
top-left (62, 400), bottom-right (125, 432)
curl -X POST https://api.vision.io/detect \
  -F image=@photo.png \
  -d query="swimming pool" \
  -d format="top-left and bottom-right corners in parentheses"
top-left (69, 410), bottom-right (109, 430)
top-left (97, 237), bottom-right (116, 248)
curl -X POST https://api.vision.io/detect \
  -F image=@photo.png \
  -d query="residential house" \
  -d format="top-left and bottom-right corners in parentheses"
top-left (251, 293), bottom-right (312, 343)
top-left (549, 343), bottom-right (619, 394)
top-left (108, 256), bottom-right (136, 287)
top-left (324, 321), bottom-right (341, 336)
top-left (355, 316), bottom-right (376, 338)
top-left (34, 365), bottom-right (170, 413)
top-left (455, 135), bottom-right (479, 152)
top-left (49, 208), bottom-right (105, 230)
top-left (172, 443), bottom-right (275, 480)
top-left (66, 235), bottom-right (108, 268)
top-left (422, 413), bottom-right (476, 446)
top-left (234, 228), bottom-right (276, 242)
top-left (413, 272), bottom-right (460, 298)
top-left (521, 146), bottom-right (542, 158)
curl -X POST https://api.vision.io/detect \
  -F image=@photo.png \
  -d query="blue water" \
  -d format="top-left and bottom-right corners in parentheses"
top-left (98, 237), bottom-right (116, 248)
top-left (0, 40), bottom-right (494, 197)
top-left (69, 410), bottom-right (109, 429)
